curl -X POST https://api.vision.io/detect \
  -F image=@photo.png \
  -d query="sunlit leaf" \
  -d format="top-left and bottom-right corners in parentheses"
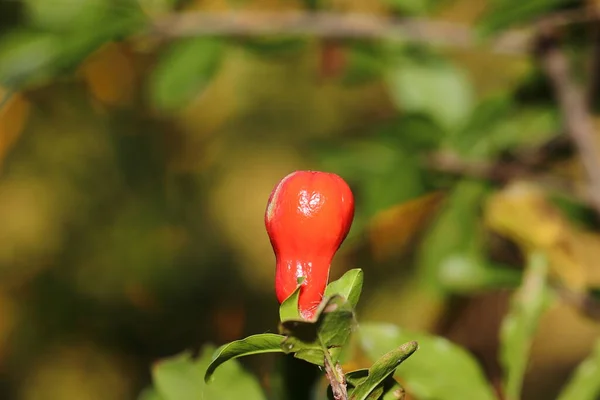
top-left (152, 351), bottom-right (204, 400)
top-left (279, 279), bottom-right (303, 321)
top-left (324, 268), bottom-right (364, 309)
top-left (557, 338), bottom-right (600, 400)
top-left (334, 368), bottom-right (406, 399)
top-left (484, 182), bottom-right (587, 293)
top-left (138, 388), bottom-right (165, 400)
top-left (500, 252), bottom-right (552, 400)
top-left (359, 323), bottom-right (496, 400)
top-left (387, 56), bottom-right (474, 132)
top-left (23, 0), bottom-right (124, 32)
top-left (349, 341), bottom-right (417, 400)
top-left (154, 346), bottom-right (266, 400)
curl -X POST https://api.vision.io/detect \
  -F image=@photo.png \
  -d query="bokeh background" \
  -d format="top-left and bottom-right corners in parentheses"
top-left (1, 0), bottom-right (600, 399)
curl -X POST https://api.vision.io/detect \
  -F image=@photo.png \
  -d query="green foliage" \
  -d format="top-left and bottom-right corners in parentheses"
top-left (386, 53), bottom-right (474, 133)
top-left (359, 323), bottom-right (496, 400)
top-left (204, 334), bottom-right (286, 383)
top-left (152, 347), bottom-right (266, 400)
top-left (317, 137), bottom-right (425, 240)
top-left (348, 341), bottom-right (417, 400)
top-left (450, 96), bottom-right (560, 160)
top-left (342, 43), bottom-right (386, 86)
top-left (149, 38), bottom-right (223, 112)
top-left (478, 0), bottom-right (577, 36)
top-left (417, 180), bottom-right (520, 293)
top-left (0, 30), bottom-right (62, 87)
top-left (0, 1), bottom-right (144, 88)
top-left (23, 0), bottom-right (118, 32)
top-left (324, 268), bottom-right (364, 309)
top-left (557, 339), bottom-right (600, 400)
top-left (138, 388), bottom-right (165, 400)
top-left (381, 0), bottom-right (430, 15)
top-left (279, 277), bottom-right (304, 321)
top-left (0, 0), bottom-right (597, 398)
top-left (500, 252), bottom-right (552, 400)
top-left (280, 295), bottom-right (355, 365)
top-left (339, 369), bottom-right (404, 400)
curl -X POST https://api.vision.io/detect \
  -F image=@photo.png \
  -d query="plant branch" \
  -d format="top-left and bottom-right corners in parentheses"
top-left (150, 11), bottom-right (529, 54)
top-left (425, 151), bottom-right (593, 206)
top-left (536, 29), bottom-right (600, 216)
top-left (149, 8), bottom-right (600, 54)
top-left (321, 338), bottom-right (347, 400)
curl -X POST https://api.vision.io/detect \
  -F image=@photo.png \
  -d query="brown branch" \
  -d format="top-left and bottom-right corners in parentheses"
top-left (149, 11), bottom-right (530, 54)
top-left (426, 151), bottom-right (594, 206)
top-left (536, 29), bottom-right (600, 216)
top-left (148, 8), bottom-right (600, 54)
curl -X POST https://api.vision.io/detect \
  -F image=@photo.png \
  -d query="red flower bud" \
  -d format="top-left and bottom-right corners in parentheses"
top-left (265, 171), bottom-right (355, 319)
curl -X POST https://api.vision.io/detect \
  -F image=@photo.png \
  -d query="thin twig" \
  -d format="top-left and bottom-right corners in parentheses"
top-left (536, 29), bottom-right (600, 216)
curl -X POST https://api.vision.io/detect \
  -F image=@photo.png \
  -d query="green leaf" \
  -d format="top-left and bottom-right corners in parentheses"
top-left (437, 255), bottom-right (521, 293)
top-left (345, 369), bottom-right (370, 387)
top-left (380, 381), bottom-right (405, 400)
top-left (238, 37), bottom-right (307, 57)
top-left (280, 295), bottom-right (355, 365)
top-left (350, 341), bottom-right (418, 400)
top-left (152, 350), bottom-right (205, 400)
top-left (293, 348), bottom-right (326, 365)
top-left (279, 278), bottom-right (303, 321)
top-left (23, 0), bottom-right (128, 32)
top-left (204, 333), bottom-right (286, 382)
top-left (359, 323), bottom-right (496, 400)
top-left (324, 268), bottom-right (364, 309)
top-left (154, 346), bottom-right (266, 400)
top-left (138, 388), bottom-right (165, 400)
top-left (149, 38), bottom-right (223, 112)
top-left (342, 43), bottom-right (385, 86)
top-left (387, 56), bottom-right (474, 132)
top-left (301, 0), bottom-right (319, 10)
top-left (500, 252), bottom-right (552, 400)
top-left (334, 369), bottom-right (406, 400)
top-left (450, 97), bottom-right (560, 161)
top-left (0, 8), bottom-right (144, 88)
top-left (137, 0), bottom-right (182, 14)
top-left (416, 180), bottom-right (494, 293)
top-left (381, 0), bottom-right (429, 15)
top-left (557, 338), bottom-right (600, 400)
top-left (478, 0), bottom-right (574, 36)
top-left (0, 30), bottom-right (61, 87)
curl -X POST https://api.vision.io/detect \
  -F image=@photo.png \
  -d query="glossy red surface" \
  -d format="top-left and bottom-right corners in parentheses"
top-left (265, 170), bottom-right (354, 319)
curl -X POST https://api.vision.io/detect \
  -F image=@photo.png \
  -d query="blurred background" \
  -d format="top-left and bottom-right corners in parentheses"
top-left (1, 0), bottom-right (600, 399)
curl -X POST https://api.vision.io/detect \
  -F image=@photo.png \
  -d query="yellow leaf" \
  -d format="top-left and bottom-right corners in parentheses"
top-left (0, 89), bottom-right (30, 169)
top-left (368, 192), bottom-right (446, 261)
top-left (484, 181), bottom-right (587, 293)
top-left (80, 42), bottom-right (137, 107)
